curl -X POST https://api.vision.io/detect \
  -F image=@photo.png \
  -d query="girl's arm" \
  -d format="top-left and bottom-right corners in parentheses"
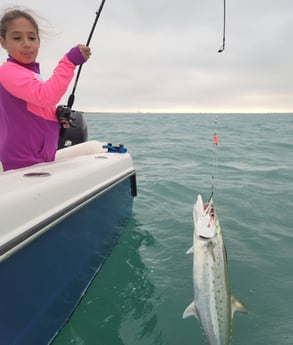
top-left (0, 46), bottom-right (86, 107)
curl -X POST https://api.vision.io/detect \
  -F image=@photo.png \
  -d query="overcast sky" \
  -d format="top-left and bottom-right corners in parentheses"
top-left (1, 0), bottom-right (293, 113)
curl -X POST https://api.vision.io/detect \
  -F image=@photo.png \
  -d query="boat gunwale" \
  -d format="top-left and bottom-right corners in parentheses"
top-left (0, 169), bottom-right (136, 260)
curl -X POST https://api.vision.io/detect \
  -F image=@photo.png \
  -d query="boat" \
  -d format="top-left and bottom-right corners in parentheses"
top-left (0, 113), bottom-right (137, 344)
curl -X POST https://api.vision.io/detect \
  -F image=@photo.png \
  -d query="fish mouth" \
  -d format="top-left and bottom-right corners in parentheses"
top-left (193, 194), bottom-right (216, 239)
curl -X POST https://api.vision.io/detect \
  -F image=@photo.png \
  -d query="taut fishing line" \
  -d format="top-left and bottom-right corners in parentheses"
top-left (210, 116), bottom-right (219, 198)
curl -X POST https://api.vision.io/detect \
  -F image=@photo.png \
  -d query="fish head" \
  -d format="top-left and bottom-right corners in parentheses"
top-left (193, 194), bottom-right (217, 239)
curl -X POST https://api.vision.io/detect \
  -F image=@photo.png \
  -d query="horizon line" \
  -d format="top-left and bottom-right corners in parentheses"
top-left (84, 110), bottom-right (293, 115)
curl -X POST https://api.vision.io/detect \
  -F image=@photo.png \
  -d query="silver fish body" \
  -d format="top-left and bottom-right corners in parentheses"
top-left (183, 194), bottom-right (247, 345)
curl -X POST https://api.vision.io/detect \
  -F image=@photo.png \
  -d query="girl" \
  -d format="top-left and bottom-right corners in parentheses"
top-left (0, 8), bottom-right (91, 171)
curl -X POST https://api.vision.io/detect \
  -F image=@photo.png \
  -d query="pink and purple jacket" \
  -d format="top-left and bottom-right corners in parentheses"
top-left (0, 47), bottom-right (85, 171)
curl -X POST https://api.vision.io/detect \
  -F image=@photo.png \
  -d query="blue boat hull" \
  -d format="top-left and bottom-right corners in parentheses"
top-left (0, 174), bottom-right (136, 345)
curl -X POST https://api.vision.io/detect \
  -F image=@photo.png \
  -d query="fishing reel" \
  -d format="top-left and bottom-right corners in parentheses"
top-left (57, 108), bottom-right (88, 149)
top-left (56, 105), bottom-right (76, 128)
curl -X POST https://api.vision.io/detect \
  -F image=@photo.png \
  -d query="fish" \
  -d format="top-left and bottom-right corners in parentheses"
top-left (183, 194), bottom-right (247, 345)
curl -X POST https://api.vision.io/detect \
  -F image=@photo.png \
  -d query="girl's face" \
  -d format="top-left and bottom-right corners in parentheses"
top-left (0, 16), bottom-right (40, 64)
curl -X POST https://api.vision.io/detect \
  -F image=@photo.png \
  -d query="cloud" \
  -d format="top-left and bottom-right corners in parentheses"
top-left (1, 0), bottom-right (293, 112)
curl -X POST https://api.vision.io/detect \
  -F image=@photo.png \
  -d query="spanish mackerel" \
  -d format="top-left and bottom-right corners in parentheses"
top-left (183, 194), bottom-right (247, 345)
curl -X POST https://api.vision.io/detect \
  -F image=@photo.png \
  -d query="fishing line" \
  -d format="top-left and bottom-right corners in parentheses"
top-left (218, 0), bottom-right (226, 53)
top-left (210, 115), bottom-right (219, 199)
top-left (67, 0), bottom-right (107, 108)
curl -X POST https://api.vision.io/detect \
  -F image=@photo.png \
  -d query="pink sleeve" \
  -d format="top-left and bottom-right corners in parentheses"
top-left (0, 56), bottom-right (76, 107)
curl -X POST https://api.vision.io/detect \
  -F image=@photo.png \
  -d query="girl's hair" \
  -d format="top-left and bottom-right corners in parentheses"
top-left (0, 8), bottom-right (39, 38)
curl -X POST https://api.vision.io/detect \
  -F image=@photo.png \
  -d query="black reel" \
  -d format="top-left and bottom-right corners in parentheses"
top-left (57, 107), bottom-right (88, 150)
top-left (56, 105), bottom-right (77, 128)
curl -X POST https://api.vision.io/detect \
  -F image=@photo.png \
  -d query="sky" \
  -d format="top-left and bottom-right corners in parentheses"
top-left (1, 0), bottom-right (293, 113)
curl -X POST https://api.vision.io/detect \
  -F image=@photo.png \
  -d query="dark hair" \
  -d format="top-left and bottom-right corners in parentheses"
top-left (0, 9), bottom-right (39, 38)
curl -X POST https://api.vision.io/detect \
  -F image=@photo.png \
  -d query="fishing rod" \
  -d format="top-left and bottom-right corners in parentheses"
top-left (218, 0), bottom-right (226, 53)
top-left (67, 0), bottom-right (107, 108)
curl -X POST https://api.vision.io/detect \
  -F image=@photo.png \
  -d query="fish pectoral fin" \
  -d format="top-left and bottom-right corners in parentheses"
top-left (182, 302), bottom-right (198, 319)
top-left (186, 247), bottom-right (194, 254)
top-left (231, 295), bottom-right (248, 317)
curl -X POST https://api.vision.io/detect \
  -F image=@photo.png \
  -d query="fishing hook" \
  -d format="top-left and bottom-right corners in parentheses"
top-left (218, 0), bottom-right (226, 53)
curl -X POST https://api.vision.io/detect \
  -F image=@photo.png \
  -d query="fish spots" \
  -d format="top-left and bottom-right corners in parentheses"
top-left (207, 241), bottom-right (216, 262)
top-left (211, 260), bottom-right (227, 332)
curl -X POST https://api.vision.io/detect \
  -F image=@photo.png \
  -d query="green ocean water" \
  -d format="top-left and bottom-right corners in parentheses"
top-left (53, 113), bottom-right (293, 345)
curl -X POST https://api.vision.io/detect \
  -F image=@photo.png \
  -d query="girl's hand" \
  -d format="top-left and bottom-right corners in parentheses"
top-left (78, 45), bottom-right (91, 61)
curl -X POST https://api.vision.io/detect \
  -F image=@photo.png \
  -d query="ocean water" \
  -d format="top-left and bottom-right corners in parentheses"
top-left (53, 113), bottom-right (293, 345)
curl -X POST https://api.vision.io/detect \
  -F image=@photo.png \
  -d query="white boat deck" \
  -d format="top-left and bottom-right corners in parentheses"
top-left (0, 141), bottom-right (135, 261)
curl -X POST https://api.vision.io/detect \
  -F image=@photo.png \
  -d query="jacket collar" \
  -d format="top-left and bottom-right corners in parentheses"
top-left (7, 55), bottom-right (40, 73)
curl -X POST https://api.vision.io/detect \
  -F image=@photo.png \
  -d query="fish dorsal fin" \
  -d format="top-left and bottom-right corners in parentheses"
top-left (182, 302), bottom-right (198, 320)
top-left (231, 295), bottom-right (248, 317)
